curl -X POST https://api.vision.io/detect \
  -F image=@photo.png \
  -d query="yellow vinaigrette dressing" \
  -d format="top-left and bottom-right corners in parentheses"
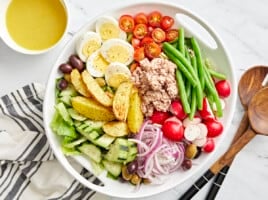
top-left (6, 0), bottom-right (67, 50)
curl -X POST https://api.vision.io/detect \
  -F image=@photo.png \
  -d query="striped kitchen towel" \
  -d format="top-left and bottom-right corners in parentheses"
top-left (0, 83), bottom-right (108, 200)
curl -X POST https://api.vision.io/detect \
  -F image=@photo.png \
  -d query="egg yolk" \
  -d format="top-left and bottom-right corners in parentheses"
top-left (93, 54), bottom-right (109, 74)
top-left (82, 39), bottom-right (101, 59)
top-left (99, 23), bottom-right (120, 41)
top-left (107, 73), bottom-right (130, 88)
top-left (106, 45), bottom-right (130, 64)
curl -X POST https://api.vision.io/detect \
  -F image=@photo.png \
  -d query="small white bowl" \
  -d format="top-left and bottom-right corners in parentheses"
top-left (43, 1), bottom-right (237, 198)
top-left (0, 0), bottom-right (69, 55)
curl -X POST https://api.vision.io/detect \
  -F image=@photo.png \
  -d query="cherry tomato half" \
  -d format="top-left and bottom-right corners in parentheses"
top-left (134, 12), bottom-right (148, 24)
top-left (166, 29), bottom-right (179, 43)
top-left (148, 11), bottom-right (162, 28)
top-left (133, 24), bottom-right (148, 39)
top-left (119, 15), bottom-right (135, 33)
top-left (130, 62), bottom-right (139, 72)
top-left (134, 47), bottom-right (145, 62)
top-left (161, 16), bottom-right (174, 30)
top-left (140, 36), bottom-right (154, 47)
top-left (144, 42), bottom-right (161, 59)
top-left (151, 28), bottom-right (166, 43)
top-left (131, 37), bottom-right (140, 49)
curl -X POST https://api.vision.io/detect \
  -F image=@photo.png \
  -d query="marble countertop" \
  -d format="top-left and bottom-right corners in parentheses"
top-left (1, 0), bottom-right (268, 199)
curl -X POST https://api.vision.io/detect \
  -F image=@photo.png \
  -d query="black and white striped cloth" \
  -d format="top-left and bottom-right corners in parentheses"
top-left (0, 83), bottom-right (107, 200)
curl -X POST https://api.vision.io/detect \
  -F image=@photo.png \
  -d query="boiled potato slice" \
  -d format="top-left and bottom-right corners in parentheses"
top-left (81, 70), bottom-right (112, 107)
top-left (71, 96), bottom-right (115, 121)
top-left (127, 89), bottom-right (144, 133)
top-left (70, 69), bottom-right (91, 97)
top-left (103, 121), bottom-right (129, 137)
top-left (113, 82), bottom-right (133, 121)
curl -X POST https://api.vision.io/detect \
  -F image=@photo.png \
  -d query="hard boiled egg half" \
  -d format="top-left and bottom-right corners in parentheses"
top-left (86, 49), bottom-right (109, 77)
top-left (96, 16), bottom-right (126, 41)
top-left (105, 62), bottom-right (131, 88)
top-left (76, 31), bottom-right (102, 62)
top-left (101, 38), bottom-right (134, 65)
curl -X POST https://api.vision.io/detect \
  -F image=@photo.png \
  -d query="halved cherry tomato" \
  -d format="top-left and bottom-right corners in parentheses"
top-left (119, 15), bottom-right (135, 33)
top-left (160, 16), bottom-right (174, 30)
top-left (166, 29), bottom-right (179, 43)
top-left (140, 36), bottom-right (154, 47)
top-left (134, 12), bottom-right (148, 24)
top-left (131, 38), bottom-right (140, 49)
top-left (130, 62), bottom-right (139, 72)
top-left (144, 42), bottom-right (161, 59)
top-left (147, 11), bottom-right (162, 28)
top-left (133, 24), bottom-right (148, 39)
top-left (151, 28), bottom-right (166, 43)
top-left (134, 47), bottom-right (145, 62)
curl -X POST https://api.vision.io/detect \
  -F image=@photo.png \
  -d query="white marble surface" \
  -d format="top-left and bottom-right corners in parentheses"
top-left (1, 0), bottom-right (268, 199)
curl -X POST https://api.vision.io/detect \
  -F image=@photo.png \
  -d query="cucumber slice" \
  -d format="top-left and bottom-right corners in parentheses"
top-left (105, 138), bottom-right (129, 162)
top-left (95, 134), bottom-right (115, 149)
top-left (63, 137), bottom-right (87, 148)
top-left (78, 130), bottom-right (100, 142)
top-left (55, 102), bottom-right (73, 126)
top-left (102, 160), bottom-right (122, 178)
top-left (90, 159), bottom-right (104, 175)
top-left (78, 143), bottom-right (102, 163)
top-left (84, 120), bottom-right (105, 129)
top-left (59, 84), bottom-right (77, 97)
top-left (68, 108), bottom-right (87, 121)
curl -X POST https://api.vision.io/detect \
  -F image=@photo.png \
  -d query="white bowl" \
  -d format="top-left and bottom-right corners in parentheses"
top-left (0, 0), bottom-right (69, 55)
top-left (43, 1), bottom-right (237, 198)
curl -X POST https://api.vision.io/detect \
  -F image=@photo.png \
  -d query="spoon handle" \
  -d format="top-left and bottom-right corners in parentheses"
top-left (205, 111), bottom-right (249, 200)
top-left (210, 128), bottom-right (255, 174)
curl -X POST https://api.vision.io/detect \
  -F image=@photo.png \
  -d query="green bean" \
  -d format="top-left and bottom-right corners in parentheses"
top-left (191, 37), bottom-right (205, 90)
top-left (178, 28), bottom-right (185, 55)
top-left (164, 50), bottom-right (197, 87)
top-left (185, 81), bottom-right (191, 100)
top-left (176, 70), bottom-right (191, 114)
top-left (163, 42), bottom-right (199, 82)
top-left (207, 68), bottom-right (226, 80)
top-left (203, 67), bottom-right (223, 117)
top-left (189, 89), bottom-right (197, 120)
top-left (189, 49), bottom-right (203, 109)
top-left (195, 79), bottom-right (203, 110)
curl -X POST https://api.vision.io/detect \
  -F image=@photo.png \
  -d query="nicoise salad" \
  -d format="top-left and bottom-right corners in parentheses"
top-left (51, 11), bottom-right (231, 186)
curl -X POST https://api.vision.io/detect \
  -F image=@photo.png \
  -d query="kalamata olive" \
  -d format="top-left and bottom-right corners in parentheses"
top-left (127, 161), bottom-right (138, 174)
top-left (69, 55), bottom-right (84, 72)
top-left (181, 159), bottom-right (192, 170)
top-left (59, 63), bottom-right (73, 74)
top-left (58, 79), bottom-right (68, 90)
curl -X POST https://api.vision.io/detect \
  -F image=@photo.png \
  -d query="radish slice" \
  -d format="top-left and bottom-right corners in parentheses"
top-left (184, 124), bottom-right (201, 141)
top-left (197, 123), bottom-right (208, 139)
top-left (193, 137), bottom-right (207, 147)
top-left (182, 117), bottom-right (201, 127)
